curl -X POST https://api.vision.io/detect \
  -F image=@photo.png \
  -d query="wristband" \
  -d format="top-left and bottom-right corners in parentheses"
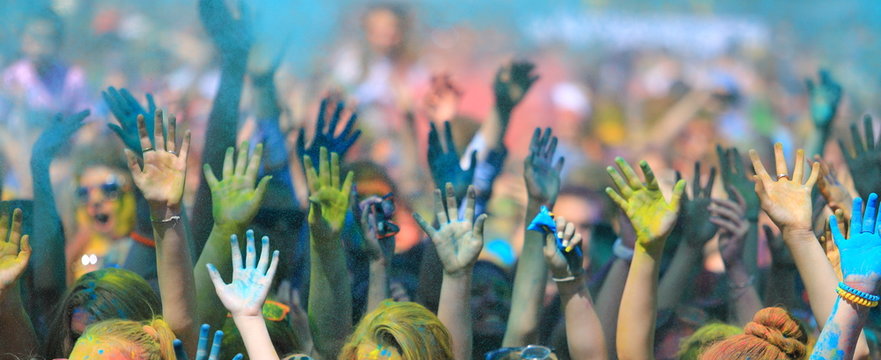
top-left (151, 215), bottom-right (181, 228)
top-left (837, 282), bottom-right (880, 308)
top-left (613, 238), bottom-right (634, 261)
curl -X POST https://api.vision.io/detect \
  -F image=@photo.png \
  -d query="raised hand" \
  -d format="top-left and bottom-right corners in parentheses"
top-left (0, 209), bottom-right (30, 300)
top-left (710, 187), bottom-right (749, 267)
top-left (830, 194), bottom-right (881, 293)
top-left (199, 0), bottom-right (251, 64)
top-left (207, 230), bottom-right (280, 317)
top-left (820, 209), bottom-right (846, 280)
top-left (494, 60), bottom-right (539, 116)
top-left (102, 87), bottom-right (156, 154)
top-left (813, 155), bottom-right (853, 220)
top-left (204, 142), bottom-right (271, 231)
top-left (353, 194), bottom-right (397, 262)
top-left (605, 157), bottom-right (685, 253)
top-left (674, 162), bottom-right (718, 248)
top-left (424, 73), bottom-right (462, 123)
top-left (304, 147), bottom-right (354, 239)
top-left (838, 115), bottom-right (881, 198)
top-left (32, 110), bottom-right (90, 159)
top-left (806, 69), bottom-right (842, 129)
top-left (542, 216), bottom-right (584, 279)
top-left (428, 121), bottom-right (476, 201)
top-left (297, 98), bottom-right (361, 166)
top-left (124, 110), bottom-right (191, 211)
top-left (716, 145), bottom-right (759, 219)
top-left (414, 184), bottom-right (487, 276)
top-left (174, 324), bottom-right (244, 360)
top-left (525, 128), bottom-right (565, 205)
top-left (749, 143), bottom-right (820, 231)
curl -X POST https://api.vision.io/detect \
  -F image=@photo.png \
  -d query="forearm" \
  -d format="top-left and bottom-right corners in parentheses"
top-left (253, 78), bottom-right (281, 120)
top-left (30, 161), bottom-right (65, 293)
top-left (233, 315), bottom-right (281, 360)
top-left (192, 63), bottom-right (247, 254)
top-left (367, 259), bottom-right (390, 313)
top-left (438, 273), bottom-right (473, 360)
top-left (616, 243), bottom-right (663, 360)
top-left (558, 275), bottom-right (608, 360)
top-left (308, 237), bottom-right (352, 359)
top-left (726, 262), bottom-right (762, 326)
top-left (0, 287), bottom-right (38, 357)
top-left (503, 202), bottom-right (549, 346)
top-left (595, 259), bottom-right (629, 360)
top-left (811, 297), bottom-right (868, 360)
top-left (743, 220), bottom-right (759, 276)
top-left (657, 241), bottom-right (701, 311)
top-left (195, 224), bottom-right (240, 328)
top-left (152, 205), bottom-right (197, 353)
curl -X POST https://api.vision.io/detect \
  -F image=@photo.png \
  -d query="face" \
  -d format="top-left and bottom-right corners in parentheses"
top-left (77, 166), bottom-right (132, 237)
top-left (355, 341), bottom-right (403, 360)
top-left (21, 19), bottom-right (60, 63)
top-left (470, 265), bottom-right (511, 336)
top-left (68, 335), bottom-right (136, 360)
top-left (363, 9), bottom-right (402, 55)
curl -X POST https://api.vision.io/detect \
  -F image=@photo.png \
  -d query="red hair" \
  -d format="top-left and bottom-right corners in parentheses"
top-left (699, 307), bottom-right (807, 360)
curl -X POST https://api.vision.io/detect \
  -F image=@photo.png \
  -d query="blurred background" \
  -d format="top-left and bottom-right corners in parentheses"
top-left (1, 0), bottom-right (879, 265)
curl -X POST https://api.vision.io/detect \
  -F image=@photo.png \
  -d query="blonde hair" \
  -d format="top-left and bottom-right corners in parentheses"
top-left (339, 301), bottom-right (453, 360)
top-left (77, 317), bottom-right (176, 360)
top-left (699, 307), bottom-right (807, 360)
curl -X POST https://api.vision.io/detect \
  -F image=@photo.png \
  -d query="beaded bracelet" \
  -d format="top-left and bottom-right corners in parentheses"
top-left (836, 282), bottom-right (880, 308)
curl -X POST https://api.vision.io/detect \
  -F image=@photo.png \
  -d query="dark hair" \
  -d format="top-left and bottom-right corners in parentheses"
top-left (44, 268), bottom-right (161, 358)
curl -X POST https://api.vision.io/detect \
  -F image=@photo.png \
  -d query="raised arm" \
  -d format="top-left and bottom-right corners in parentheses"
top-left (607, 157), bottom-right (685, 360)
top-left (750, 144), bottom-right (872, 359)
top-left (542, 215), bottom-right (607, 360)
top-left (716, 145), bottom-right (761, 276)
top-left (487, 60), bottom-right (538, 149)
top-left (0, 209), bottom-right (36, 357)
top-left (296, 97), bottom-right (361, 172)
top-left (811, 195), bottom-right (881, 360)
top-left (123, 111), bottom-right (197, 351)
top-left (192, 0), bottom-right (253, 253)
top-left (174, 324), bottom-right (244, 360)
top-left (711, 187), bottom-right (762, 326)
top-left (805, 70), bottom-right (843, 157)
top-left (195, 142), bottom-right (270, 328)
top-left (503, 128), bottom-right (564, 346)
top-left (658, 163), bottom-right (717, 312)
top-left (30, 111), bottom-right (88, 296)
top-left (414, 184), bottom-right (486, 360)
top-left (207, 230), bottom-right (281, 360)
top-left (354, 195), bottom-right (397, 313)
top-left (304, 147), bottom-right (354, 359)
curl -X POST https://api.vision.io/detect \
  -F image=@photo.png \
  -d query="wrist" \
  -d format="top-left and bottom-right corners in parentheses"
top-left (843, 275), bottom-right (880, 295)
top-left (555, 273), bottom-right (587, 295)
top-left (149, 204), bottom-right (180, 222)
top-left (780, 226), bottom-right (814, 240)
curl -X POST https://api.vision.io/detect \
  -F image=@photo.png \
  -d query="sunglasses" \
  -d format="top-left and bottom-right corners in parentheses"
top-left (76, 180), bottom-right (123, 201)
top-left (485, 345), bottom-right (554, 360)
top-left (227, 300), bottom-right (290, 322)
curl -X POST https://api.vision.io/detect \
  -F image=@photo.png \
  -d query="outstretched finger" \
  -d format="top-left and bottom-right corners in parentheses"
top-left (136, 114), bottom-right (152, 153)
top-left (605, 187), bottom-right (628, 211)
top-left (463, 186), bottom-right (475, 222)
top-left (245, 143), bottom-right (263, 188)
top-left (443, 121), bottom-right (456, 154)
top-left (865, 115), bottom-right (876, 150)
top-left (850, 197), bottom-right (863, 237)
top-left (445, 183), bottom-right (458, 221)
top-left (433, 188), bottom-right (448, 224)
top-left (670, 179), bottom-right (687, 212)
top-left (830, 214), bottom-right (845, 245)
top-left (319, 147), bottom-right (330, 187)
top-left (792, 148), bottom-right (805, 184)
top-left (851, 123), bottom-right (865, 154)
top-left (257, 235), bottom-right (271, 274)
top-left (772, 143), bottom-right (789, 179)
top-left (640, 160), bottom-right (660, 191)
top-left (223, 146), bottom-right (235, 180)
top-left (748, 149), bottom-right (771, 183)
top-left (235, 141), bottom-right (249, 177)
top-left (230, 234), bottom-right (243, 270)
top-left (245, 230), bottom-right (257, 269)
top-left (804, 161), bottom-right (820, 188)
top-left (9, 209), bottom-right (22, 247)
top-left (166, 114), bottom-right (177, 152)
top-left (331, 152), bottom-right (341, 190)
top-left (208, 330), bottom-right (223, 360)
top-left (863, 193), bottom-right (879, 232)
top-left (196, 324), bottom-right (210, 360)
top-left (615, 157), bottom-right (642, 188)
top-left (304, 155), bottom-right (318, 193)
top-left (606, 166), bottom-right (631, 196)
top-left (413, 212), bottom-right (437, 239)
top-left (265, 250), bottom-right (280, 283)
top-left (154, 110), bottom-right (166, 152)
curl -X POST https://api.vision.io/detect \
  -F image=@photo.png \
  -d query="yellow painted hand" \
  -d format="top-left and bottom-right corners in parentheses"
top-left (304, 147), bottom-right (354, 240)
top-left (204, 141), bottom-right (271, 231)
top-left (749, 143), bottom-right (819, 232)
top-left (0, 209), bottom-right (30, 300)
top-left (605, 157), bottom-right (685, 253)
top-left (123, 110), bottom-right (191, 210)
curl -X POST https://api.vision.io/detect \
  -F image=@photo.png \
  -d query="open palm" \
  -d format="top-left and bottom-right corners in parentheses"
top-left (304, 147), bottom-right (354, 238)
top-left (124, 111), bottom-right (191, 208)
top-left (415, 184), bottom-right (486, 276)
top-left (205, 142), bottom-right (270, 229)
top-left (749, 144), bottom-right (819, 231)
top-left (0, 209), bottom-right (30, 299)
top-left (207, 230), bottom-right (280, 317)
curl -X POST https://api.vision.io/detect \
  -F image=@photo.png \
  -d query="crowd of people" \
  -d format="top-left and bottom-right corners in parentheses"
top-left (0, 1), bottom-right (880, 359)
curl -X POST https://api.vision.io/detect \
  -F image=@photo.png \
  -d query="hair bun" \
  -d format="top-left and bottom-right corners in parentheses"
top-left (743, 307), bottom-right (807, 359)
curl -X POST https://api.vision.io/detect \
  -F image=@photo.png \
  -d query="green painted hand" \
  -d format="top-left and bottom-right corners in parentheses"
top-left (838, 115), bottom-right (881, 198)
top-left (674, 161), bottom-right (718, 248)
top-left (204, 141), bottom-right (271, 231)
top-left (716, 145), bottom-right (759, 219)
top-left (304, 147), bottom-right (354, 240)
top-left (605, 157), bottom-right (685, 253)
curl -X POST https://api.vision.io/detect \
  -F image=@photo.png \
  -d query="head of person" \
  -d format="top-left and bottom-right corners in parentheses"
top-left (68, 318), bottom-right (176, 360)
top-left (220, 300), bottom-right (301, 360)
top-left (21, 9), bottom-right (64, 65)
top-left (73, 143), bottom-right (136, 239)
top-left (699, 307), bottom-right (808, 360)
top-left (361, 3), bottom-right (410, 58)
top-left (45, 268), bottom-right (162, 358)
top-left (677, 322), bottom-right (743, 360)
top-left (339, 301), bottom-right (453, 360)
